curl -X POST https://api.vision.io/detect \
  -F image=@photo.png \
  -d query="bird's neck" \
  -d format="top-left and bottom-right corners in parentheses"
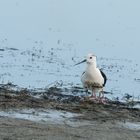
top-left (87, 62), bottom-right (97, 70)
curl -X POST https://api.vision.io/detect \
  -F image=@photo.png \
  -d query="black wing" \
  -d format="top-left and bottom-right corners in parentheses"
top-left (99, 69), bottom-right (107, 87)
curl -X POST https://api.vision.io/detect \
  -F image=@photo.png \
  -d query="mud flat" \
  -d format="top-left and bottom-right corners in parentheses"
top-left (0, 85), bottom-right (140, 140)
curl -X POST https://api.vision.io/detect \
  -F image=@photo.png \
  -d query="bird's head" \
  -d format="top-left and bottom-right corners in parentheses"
top-left (86, 53), bottom-right (96, 65)
top-left (74, 53), bottom-right (96, 66)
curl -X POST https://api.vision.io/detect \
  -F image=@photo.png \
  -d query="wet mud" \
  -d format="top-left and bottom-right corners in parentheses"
top-left (0, 84), bottom-right (139, 117)
top-left (0, 84), bottom-right (140, 140)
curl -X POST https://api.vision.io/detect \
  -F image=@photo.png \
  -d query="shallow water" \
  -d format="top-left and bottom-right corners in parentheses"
top-left (1, 109), bottom-right (140, 129)
top-left (0, 109), bottom-right (80, 125)
top-left (0, 0), bottom-right (140, 101)
top-left (119, 122), bottom-right (140, 131)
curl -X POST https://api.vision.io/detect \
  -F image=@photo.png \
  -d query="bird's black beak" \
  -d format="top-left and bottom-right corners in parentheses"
top-left (74, 59), bottom-right (86, 66)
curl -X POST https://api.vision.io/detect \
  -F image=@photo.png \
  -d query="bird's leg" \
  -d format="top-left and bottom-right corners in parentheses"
top-left (99, 89), bottom-right (106, 104)
top-left (91, 89), bottom-right (96, 99)
top-left (99, 89), bottom-right (104, 98)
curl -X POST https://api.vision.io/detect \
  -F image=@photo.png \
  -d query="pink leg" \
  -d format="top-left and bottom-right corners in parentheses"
top-left (99, 91), bottom-right (106, 104)
top-left (90, 89), bottom-right (97, 100)
top-left (99, 90), bottom-right (104, 98)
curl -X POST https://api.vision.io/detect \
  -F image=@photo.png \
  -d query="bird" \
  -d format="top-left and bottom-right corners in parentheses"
top-left (75, 53), bottom-right (107, 102)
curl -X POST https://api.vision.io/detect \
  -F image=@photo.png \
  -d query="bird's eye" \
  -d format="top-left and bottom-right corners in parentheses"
top-left (90, 57), bottom-right (92, 59)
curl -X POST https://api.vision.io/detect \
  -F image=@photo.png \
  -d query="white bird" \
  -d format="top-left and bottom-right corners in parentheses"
top-left (75, 53), bottom-right (107, 102)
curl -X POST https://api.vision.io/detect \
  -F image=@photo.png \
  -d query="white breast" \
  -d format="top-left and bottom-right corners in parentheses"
top-left (81, 67), bottom-right (104, 88)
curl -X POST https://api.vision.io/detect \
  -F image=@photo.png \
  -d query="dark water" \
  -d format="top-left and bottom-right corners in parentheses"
top-left (0, 0), bottom-right (140, 101)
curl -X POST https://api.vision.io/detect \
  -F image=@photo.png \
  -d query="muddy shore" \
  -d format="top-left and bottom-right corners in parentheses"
top-left (0, 85), bottom-right (140, 140)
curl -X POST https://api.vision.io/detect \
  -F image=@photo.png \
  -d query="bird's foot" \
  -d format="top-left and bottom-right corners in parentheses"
top-left (98, 97), bottom-right (108, 104)
top-left (89, 96), bottom-right (99, 103)
top-left (88, 95), bottom-right (108, 104)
